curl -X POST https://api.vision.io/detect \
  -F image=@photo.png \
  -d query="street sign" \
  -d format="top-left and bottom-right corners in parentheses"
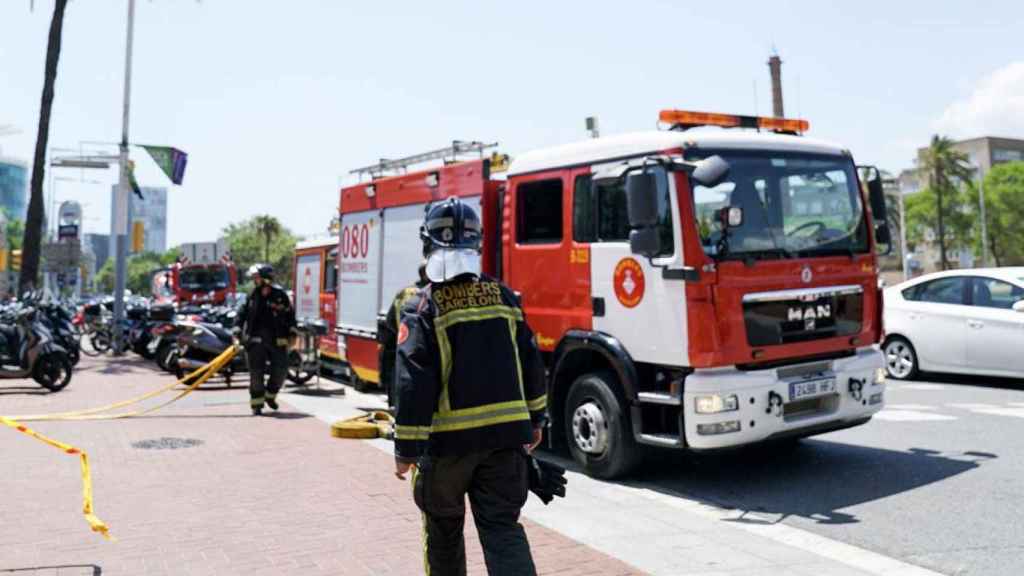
top-left (42, 241), bottom-right (82, 272)
top-left (58, 224), bottom-right (79, 240)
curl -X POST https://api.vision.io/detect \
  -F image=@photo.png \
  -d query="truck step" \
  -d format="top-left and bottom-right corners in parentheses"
top-left (638, 433), bottom-right (684, 448)
top-left (637, 392), bottom-right (682, 406)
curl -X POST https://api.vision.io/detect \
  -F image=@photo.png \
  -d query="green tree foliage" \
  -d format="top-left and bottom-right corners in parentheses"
top-left (94, 249), bottom-right (179, 295)
top-left (916, 136), bottom-right (975, 270)
top-left (222, 215), bottom-right (298, 289)
top-left (981, 161), bottom-right (1024, 266)
top-left (904, 184), bottom-right (975, 259)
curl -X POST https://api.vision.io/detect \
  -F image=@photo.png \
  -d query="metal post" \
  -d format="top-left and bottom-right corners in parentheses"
top-left (899, 189), bottom-right (909, 281)
top-left (978, 168), bottom-right (988, 268)
top-left (112, 0), bottom-right (135, 354)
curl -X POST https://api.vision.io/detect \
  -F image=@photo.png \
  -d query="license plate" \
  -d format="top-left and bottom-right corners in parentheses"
top-left (789, 377), bottom-right (836, 402)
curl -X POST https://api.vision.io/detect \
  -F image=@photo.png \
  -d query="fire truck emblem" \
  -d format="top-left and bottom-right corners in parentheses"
top-left (613, 258), bottom-right (645, 309)
top-left (303, 267), bottom-right (312, 294)
top-left (801, 266), bottom-right (813, 284)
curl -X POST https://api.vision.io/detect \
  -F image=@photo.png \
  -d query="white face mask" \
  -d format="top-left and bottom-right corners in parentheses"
top-left (425, 248), bottom-right (481, 282)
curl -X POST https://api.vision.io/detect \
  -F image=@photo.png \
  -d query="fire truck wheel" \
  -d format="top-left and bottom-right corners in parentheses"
top-left (565, 371), bottom-right (641, 479)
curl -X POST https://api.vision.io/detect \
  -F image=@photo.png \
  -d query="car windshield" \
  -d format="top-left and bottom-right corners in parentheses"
top-left (689, 150), bottom-right (869, 260)
top-left (179, 266), bottom-right (229, 291)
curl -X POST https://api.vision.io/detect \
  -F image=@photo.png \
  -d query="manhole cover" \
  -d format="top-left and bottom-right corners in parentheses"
top-left (131, 437), bottom-right (204, 450)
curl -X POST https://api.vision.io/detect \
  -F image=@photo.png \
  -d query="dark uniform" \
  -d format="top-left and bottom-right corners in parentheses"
top-left (239, 277), bottom-right (296, 414)
top-left (378, 283), bottom-right (424, 409)
top-left (395, 272), bottom-right (547, 576)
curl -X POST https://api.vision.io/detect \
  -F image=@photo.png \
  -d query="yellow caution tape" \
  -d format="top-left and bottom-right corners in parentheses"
top-left (0, 345), bottom-right (241, 540)
top-left (331, 410), bottom-right (394, 439)
top-left (1, 416), bottom-right (113, 540)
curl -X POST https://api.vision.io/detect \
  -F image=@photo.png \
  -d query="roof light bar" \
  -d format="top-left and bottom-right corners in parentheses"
top-left (659, 109), bottom-right (809, 134)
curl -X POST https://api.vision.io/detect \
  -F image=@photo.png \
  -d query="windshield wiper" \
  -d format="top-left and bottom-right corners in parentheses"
top-left (718, 248), bottom-right (796, 264)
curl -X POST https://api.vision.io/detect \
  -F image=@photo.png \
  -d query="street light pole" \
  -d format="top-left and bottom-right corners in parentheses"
top-left (899, 189), bottom-right (909, 281)
top-left (978, 167), bottom-right (988, 268)
top-left (112, 0), bottom-right (136, 354)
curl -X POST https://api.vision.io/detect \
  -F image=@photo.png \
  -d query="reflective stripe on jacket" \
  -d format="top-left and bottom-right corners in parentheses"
top-left (394, 274), bottom-right (546, 461)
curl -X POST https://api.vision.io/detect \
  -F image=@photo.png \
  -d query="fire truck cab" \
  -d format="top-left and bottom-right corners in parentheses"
top-left (338, 114), bottom-right (890, 478)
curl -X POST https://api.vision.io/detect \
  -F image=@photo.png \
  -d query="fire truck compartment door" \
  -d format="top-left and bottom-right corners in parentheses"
top-left (338, 210), bottom-right (383, 335)
top-left (295, 253), bottom-right (322, 321)
top-left (590, 243), bottom-right (689, 366)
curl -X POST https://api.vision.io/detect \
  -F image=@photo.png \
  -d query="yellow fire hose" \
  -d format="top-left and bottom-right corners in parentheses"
top-left (1, 345), bottom-right (240, 540)
top-left (331, 410), bottom-right (394, 439)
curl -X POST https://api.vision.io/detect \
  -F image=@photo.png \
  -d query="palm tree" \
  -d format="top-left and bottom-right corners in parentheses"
top-left (918, 135), bottom-right (974, 270)
top-left (254, 215), bottom-right (281, 263)
top-left (20, 0), bottom-right (70, 295)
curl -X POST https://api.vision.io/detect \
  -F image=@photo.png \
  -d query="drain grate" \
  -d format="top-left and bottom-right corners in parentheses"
top-left (131, 437), bottom-right (204, 450)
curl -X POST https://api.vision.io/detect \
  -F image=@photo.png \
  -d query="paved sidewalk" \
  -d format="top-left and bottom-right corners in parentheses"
top-left (0, 355), bottom-right (638, 575)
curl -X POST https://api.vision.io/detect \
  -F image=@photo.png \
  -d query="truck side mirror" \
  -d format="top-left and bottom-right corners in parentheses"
top-left (691, 155), bottom-right (730, 188)
top-left (625, 172), bottom-right (659, 228)
top-left (860, 165), bottom-right (893, 256)
top-left (629, 228), bottom-right (661, 258)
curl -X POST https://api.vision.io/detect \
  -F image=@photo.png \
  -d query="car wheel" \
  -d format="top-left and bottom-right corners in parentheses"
top-left (884, 337), bottom-right (919, 380)
top-left (564, 371), bottom-right (642, 479)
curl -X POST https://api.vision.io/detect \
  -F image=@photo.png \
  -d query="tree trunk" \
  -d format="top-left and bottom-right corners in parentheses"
top-left (20, 0), bottom-right (70, 296)
top-left (263, 234), bottom-right (270, 263)
top-left (934, 165), bottom-right (949, 270)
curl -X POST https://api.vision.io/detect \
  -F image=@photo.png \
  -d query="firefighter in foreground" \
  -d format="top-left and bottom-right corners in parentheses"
top-left (238, 264), bottom-right (296, 416)
top-left (378, 262), bottom-right (428, 410)
top-left (393, 198), bottom-right (547, 575)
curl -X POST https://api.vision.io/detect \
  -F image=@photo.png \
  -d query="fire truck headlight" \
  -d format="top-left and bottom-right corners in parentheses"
top-left (695, 394), bottom-right (739, 414)
top-left (874, 368), bottom-right (886, 386)
top-left (696, 421), bottom-right (742, 435)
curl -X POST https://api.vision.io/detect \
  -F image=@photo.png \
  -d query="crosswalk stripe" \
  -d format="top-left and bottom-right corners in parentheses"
top-left (875, 410), bottom-right (957, 422)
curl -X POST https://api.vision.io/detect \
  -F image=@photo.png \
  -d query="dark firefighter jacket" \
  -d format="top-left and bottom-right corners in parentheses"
top-left (393, 274), bottom-right (547, 462)
top-left (378, 285), bottom-right (424, 395)
top-left (238, 284), bottom-right (296, 344)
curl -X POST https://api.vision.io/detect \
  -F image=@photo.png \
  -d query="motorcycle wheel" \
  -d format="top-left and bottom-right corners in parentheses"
top-left (155, 342), bottom-right (177, 372)
top-left (66, 344), bottom-right (81, 367)
top-left (91, 332), bottom-right (111, 354)
top-left (287, 350), bottom-right (315, 385)
top-left (34, 352), bottom-right (73, 392)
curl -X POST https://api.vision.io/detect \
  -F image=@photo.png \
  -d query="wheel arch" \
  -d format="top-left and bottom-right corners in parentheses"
top-left (550, 330), bottom-right (638, 436)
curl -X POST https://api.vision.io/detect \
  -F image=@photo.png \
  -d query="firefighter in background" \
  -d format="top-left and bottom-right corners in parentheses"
top-left (393, 198), bottom-right (547, 575)
top-left (238, 264), bottom-right (296, 416)
top-left (378, 262), bottom-right (428, 410)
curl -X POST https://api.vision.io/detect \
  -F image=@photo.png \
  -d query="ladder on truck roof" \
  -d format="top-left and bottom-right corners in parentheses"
top-left (349, 140), bottom-right (497, 180)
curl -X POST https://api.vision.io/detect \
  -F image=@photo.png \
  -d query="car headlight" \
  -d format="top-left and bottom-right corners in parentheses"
top-left (695, 394), bottom-right (739, 414)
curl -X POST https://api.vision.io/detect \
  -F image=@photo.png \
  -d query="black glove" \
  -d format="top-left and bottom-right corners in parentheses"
top-left (527, 455), bottom-right (567, 505)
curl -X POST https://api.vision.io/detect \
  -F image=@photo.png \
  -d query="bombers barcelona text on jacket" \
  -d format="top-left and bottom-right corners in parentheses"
top-left (393, 273), bottom-right (547, 461)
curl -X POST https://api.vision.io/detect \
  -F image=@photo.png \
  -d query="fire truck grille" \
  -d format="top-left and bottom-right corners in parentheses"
top-left (743, 288), bottom-right (863, 347)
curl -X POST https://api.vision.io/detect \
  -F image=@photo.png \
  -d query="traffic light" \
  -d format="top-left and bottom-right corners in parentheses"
top-left (132, 221), bottom-right (145, 253)
top-left (11, 250), bottom-right (21, 272)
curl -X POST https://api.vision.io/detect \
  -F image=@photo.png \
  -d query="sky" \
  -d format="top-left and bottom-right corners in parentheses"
top-left (2, 1), bottom-right (1024, 247)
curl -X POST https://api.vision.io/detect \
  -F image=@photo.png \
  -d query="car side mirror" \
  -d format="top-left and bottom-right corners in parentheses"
top-left (1013, 300), bottom-right (1024, 313)
top-left (719, 206), bottom-right (743, 229)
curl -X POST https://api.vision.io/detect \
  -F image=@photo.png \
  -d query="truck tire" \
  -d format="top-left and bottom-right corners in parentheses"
top-left (564, 371), bottom-right (642, 479)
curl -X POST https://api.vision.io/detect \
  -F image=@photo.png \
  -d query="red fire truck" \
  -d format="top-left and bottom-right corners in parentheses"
top-left (337, 115), bottom-right (891, 478)
top-left (155, 240), bottom-right (237, 305)
top-left (292, 238), bottom-right (344, 372)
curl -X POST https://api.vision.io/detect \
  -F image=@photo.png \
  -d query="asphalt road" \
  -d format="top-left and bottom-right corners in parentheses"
top-left (621, 372), bottom-right (1024, 576)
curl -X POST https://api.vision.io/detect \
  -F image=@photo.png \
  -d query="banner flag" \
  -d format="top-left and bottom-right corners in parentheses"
top-left (127, 160), bottom-right (143, 200)
top-left (142, 146), bottom-right (188, 185)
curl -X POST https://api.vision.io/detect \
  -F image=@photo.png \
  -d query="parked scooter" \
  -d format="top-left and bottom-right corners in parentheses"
top-left (0, 307), bottom-right (74, 391)
top-left (174, 308), bottom-right (247, 386)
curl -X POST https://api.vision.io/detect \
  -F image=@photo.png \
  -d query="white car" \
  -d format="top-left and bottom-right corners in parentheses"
top-left (883, 267), bottom-right (1024, 380)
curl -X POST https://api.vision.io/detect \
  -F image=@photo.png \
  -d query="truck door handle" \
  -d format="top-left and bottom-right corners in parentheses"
top-left (968, 320), bottom-right (984, 329)
top-left (592, 297), bottom-right (605, 317)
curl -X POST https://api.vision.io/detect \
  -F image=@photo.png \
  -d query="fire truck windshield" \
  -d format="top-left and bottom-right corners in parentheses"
top-left (689, 150), bottom-right (869, 260)
top-left (179, 266), bottom-right (230, 291)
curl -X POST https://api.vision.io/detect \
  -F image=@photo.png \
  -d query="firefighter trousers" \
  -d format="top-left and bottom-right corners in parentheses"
top-left (412, 447), bottom-right (536, 576)
top-left (247, 338), bottom-right (287, 409)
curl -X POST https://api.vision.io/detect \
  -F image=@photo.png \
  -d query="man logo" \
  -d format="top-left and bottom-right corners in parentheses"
top-left (788, 304), bottom-right (832, 331)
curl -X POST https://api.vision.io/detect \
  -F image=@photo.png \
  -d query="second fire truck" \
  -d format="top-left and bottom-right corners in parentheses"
top-left (335, 113), bottom-right (891, 478)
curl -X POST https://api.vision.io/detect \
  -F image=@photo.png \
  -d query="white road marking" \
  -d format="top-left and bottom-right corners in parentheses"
top-left (970, 407), bottom-right (1024, 419)
top-left (946, 403), bottom-right (1000, 410)
top-left (884, 404), bottom-right (938, 411)
top-left (874, 410), bottom-right (957, 422)
top-left (897, 383), bottom-right (947, 391)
